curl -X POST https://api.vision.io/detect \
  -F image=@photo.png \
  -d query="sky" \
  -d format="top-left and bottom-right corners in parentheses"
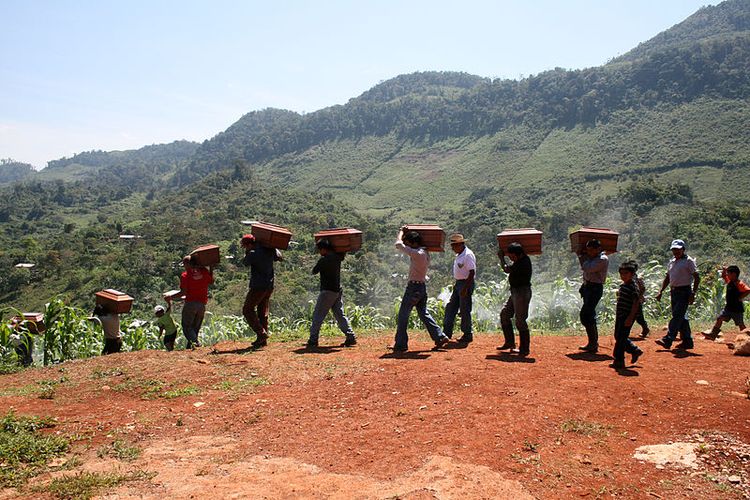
top-left (0, 0), bottom-right (719, 168)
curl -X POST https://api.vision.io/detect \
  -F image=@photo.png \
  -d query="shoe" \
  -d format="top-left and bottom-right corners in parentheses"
top-left (194, 341), bottom-right (201, 348)
top-left (456, 336), bottom-right (473, 344)
top-left (434, 337), bottom-right (450, 349)
top-left (511, 348), bottom-right (530, 357)
top-left (251, 337), bottom-right (268, 349)
top-left (344, 335), bottom-right (357, 347)
top-left (496, 342), bottom-right (515, 350)
top-left (655, 338), bottom-right (672, 349)
top-left (578, 344), bottom-right (598, 353)
top-left (640, 328), bottom-right (650, 338)
top-left (609, 361), bottom-right (626, 369)
top-left (305, 341), bottom-right (318, 349)
top-left (390, 345), bottom-right (408, 353)
top-left (675, 341), bottom-right (694, 350)
top-left (631, 349), bottom-right (643, 365)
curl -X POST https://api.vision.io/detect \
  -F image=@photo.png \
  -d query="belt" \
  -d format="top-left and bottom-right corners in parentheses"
top-left (408, 280), bottom-right (425, 284)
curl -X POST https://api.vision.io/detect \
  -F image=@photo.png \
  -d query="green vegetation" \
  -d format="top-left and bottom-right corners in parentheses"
top-left (96, 439), bottom-right (142, 461)
top-left (1, 0), bottom-right (748, 366)
top-left (560, 419), bottom-right (612, 436)
top-left (33, 470), bottom-right (155, 500)
top-left (0, 411), bottom-right (70, 487)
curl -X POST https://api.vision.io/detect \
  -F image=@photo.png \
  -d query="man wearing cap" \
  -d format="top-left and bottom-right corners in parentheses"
top-left (241, 234), bottom-right (283, 349)
top-left (392, 227), bottom-right (451, 352)
top-left (443, 233), bottom-right (476, 343)
top-left (655, 239), bottom-right (700, 350)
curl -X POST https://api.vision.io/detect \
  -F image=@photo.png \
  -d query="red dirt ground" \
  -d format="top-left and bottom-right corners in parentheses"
top-left (1, 331), bottom-right (749, 499)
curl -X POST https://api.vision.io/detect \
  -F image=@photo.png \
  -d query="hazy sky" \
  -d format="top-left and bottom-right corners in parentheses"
top-left (1, 0), bottom-right (718, 168)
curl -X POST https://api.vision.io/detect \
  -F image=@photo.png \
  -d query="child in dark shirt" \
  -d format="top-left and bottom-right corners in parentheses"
top-left (611, 261), bottom-right (644, 370)
top-left (704, 265), bottom-right (749, 340)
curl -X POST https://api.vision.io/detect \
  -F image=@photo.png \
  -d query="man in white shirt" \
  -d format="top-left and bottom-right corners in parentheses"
top-left (443, 234), bottom-right (476, 343)
top-left (655, 239), bottom-right (700, 350)
top-left (392, 228), bottom-right (450, 352)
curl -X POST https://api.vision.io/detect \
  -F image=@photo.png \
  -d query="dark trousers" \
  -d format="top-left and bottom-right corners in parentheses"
top-left (163, 333), bottom-right (176, 351)
top-left (500, 286), bottom-right (532, 350)
top-left (103, 337), bottom-right (122, 355)
top-left (182, 301), bottom-right (206, 346)
top-left (635, 304), bottom-right (648, 330)
top-left (443, 280), bottom-right (474, 338)
top-left (613, 318), bottom-right (638, 364)
top-left (579, 282), bottom-right (603, 327)
top-left (243, 288), bottom-right (273, 337)
top-left (665, 286), bottom-right (692, 343)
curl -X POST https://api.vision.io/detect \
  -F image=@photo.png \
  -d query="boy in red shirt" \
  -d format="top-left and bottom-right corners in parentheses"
top-left (704, 265), bottom-right (749, 340)
top-left (180, 255), bottom-right (214, 349)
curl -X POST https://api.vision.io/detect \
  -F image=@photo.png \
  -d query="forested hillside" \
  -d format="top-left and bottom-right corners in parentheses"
top-left (1, 0), bottom-right (749, 317)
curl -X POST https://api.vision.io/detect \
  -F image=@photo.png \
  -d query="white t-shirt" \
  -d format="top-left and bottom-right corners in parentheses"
top-left (453, 247), bottom-right (476, 280)
top-left (668, 256), bottom-right (697, 288)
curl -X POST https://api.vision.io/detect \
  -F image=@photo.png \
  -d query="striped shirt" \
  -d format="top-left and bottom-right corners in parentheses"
top-left (616, 281), bottom-right (639, 320)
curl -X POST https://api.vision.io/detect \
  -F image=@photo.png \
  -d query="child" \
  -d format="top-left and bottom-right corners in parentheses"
top-left (632, 262), bottom-right (650, 337)
top-left (154, 299), bottom-right (178, 351)
top-left (611, 261), bottom-right (644, 370)
top-left (704, 265), bottom-right (749, 340)
top-left (92, 304), bottom-right (123, 355)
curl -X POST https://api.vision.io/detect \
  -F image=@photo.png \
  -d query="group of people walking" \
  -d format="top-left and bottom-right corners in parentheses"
top-left (90, 229), bottom-right (747, 374)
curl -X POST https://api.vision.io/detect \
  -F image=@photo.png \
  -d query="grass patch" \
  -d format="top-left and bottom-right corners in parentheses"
top-left (161, 385), bottom-right (200, 399)
top-left (90, 366), bottom-right (126, 379)
top-left (560, 419), bottom-right (611, 436)
top-left (213, 376), bottom-right (269, 392)
top-left (96, 439), bottom-right (141, 461)
top-left (0, 411), bottom-right (70, 487)
top-left (33, 469), bottom-right (155, 500)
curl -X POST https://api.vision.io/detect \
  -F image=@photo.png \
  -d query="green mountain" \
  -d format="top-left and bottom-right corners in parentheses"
top-left (2, 0), bottom-right (750, 317)
top-left (0, 159), bottom-right (34, 185)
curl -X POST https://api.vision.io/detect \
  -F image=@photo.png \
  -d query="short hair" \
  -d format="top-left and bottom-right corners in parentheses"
top-left (316, 238), bottom-right (332, 250)
top-left (585, 239), bottom-right (602, 249)
top-left (727, 265), bottom-right (741, 276)
top-left (625, 259), bottom-right (639, 272)
top-left (182, 255), bottom-right (193, 267)
top-left (403, 231), bottom-right (422, 245)
top-left (619, 262), bottom-right (636, 274)
top-left (507, 242), bottom-right (525, 255)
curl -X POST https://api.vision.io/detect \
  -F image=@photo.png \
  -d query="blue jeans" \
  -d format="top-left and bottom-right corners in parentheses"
top-left (443, 280), bottom-right (474, 338)
top-left (395, 282), bottom-right (446, 349)
top-left (309, 290), bottom-right (354, 344)
top-left (579, 283), bottom-right (603, 327)
top-left (182, 301), bottom-right (206, 346)
top-left (665, 286), bottom-right (692, 343)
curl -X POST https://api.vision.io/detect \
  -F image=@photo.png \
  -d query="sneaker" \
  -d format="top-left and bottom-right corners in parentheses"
top-left (344, 335), bottom-right (357, 347)
top-left (640, 328), bottom-right (650, 338)
top-left (675, 341), bottom-right (694, 350)
top-left (655, 338), bottom-right (672, 350)
top-left (456, 336), bottom-right (473, 344)
top-left (631, 349), bottom-right (643, 365)
top-left (578, 344), bottom-right (598, 353)
top-left (496, 343), bottom-right (515, 350)
top-left (511, 348), bottom-right (530, 357)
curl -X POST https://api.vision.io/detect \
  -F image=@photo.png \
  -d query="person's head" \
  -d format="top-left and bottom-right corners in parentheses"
top-left (585, 239), bottom-right (602, 257)
top-left (618, 261), bottom-right (636, 282)
top-left (449, 233), bottom-right (466, 254)
top-left (316, 238), bottom-right (333, 255)
top-left (726, 265), bottom-right (741, 281)
top-left (670, 239), bottom-right (686, 258)
top-left (182, 255), bottom-right (193, 268)
top-left (506, 242), bottom-right (525, 262)
top-left (240, 234), bottom-right (256, 250)
top-left (154, 305), bottom-right (165, 318)
top-left (403, 231), bottom-right (422, 249)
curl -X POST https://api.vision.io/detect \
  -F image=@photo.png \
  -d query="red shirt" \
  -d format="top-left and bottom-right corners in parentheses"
top-left (180, 268), bottom-right (214, 304)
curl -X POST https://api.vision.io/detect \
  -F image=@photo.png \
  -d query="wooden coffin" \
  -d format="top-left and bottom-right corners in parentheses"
top-left (314, 228), bottom-right (363, 253)
top-left (404, 224), bottom-right (445, 252)
top-left (13, 313), bottom-right (45, 333)
top-left (497, 228), bottom-right (543, 255)
top-left (251, 222), bottom-right (293, 250)
top-left (95, 289), bottom-right (134, 314)
top-left (570, 227), bottom-right (619, 254)
top-left (163, 289), bottom-right (185, 302)
top-left (190, 244), bottom-right (220, 267)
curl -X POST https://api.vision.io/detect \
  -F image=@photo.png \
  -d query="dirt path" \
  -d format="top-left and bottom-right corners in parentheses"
top-left (1, 332), bottom-right (748, 499)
